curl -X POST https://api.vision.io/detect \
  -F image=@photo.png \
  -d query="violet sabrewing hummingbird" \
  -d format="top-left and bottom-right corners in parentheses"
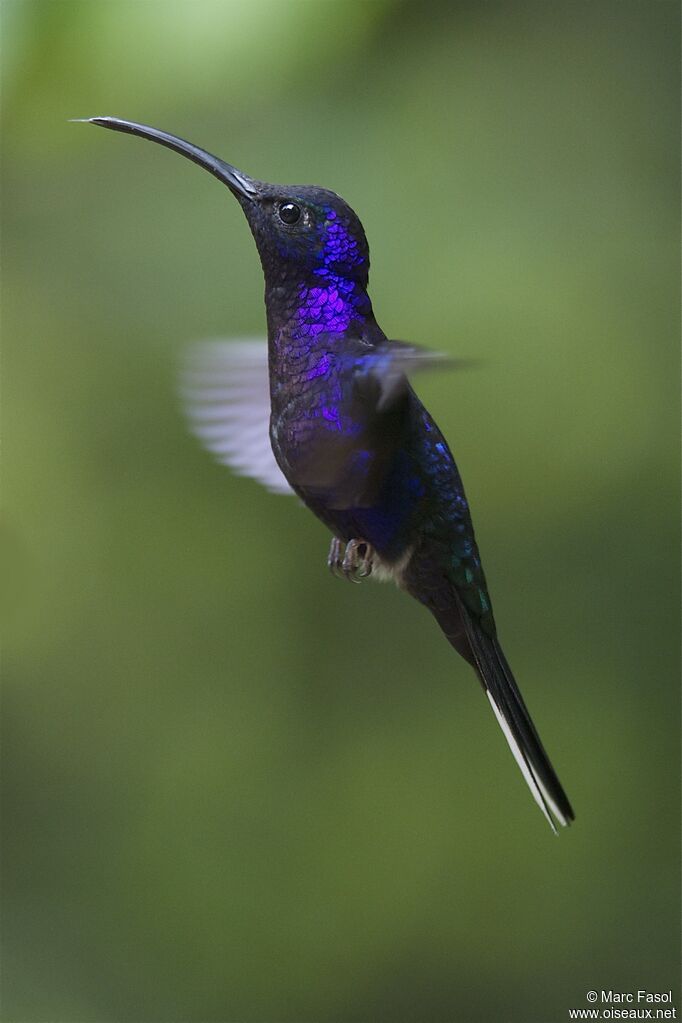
top-left (80, 117), bottom-right (574, 832)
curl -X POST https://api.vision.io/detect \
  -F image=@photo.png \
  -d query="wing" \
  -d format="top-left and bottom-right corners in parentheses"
top-left (179, 339), bottom-right (293, 496)
top-left (285, 340), bottom-right (454, 510)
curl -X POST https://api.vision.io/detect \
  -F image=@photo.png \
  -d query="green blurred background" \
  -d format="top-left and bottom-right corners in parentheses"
top-left (2, 2), bottom-right (680, 1020)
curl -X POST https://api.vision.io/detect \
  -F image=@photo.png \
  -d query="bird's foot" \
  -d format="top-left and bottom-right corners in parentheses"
top-left (344, 539), bottom-right (374, 582)
top-left (327, 537), bottom-right (346, 579)
top-left (327, 537), bottom-right (374, 583)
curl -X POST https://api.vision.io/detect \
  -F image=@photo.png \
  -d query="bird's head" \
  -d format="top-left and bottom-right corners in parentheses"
top-left (79, 118), bottom-right (370, 288)
top-left (239, 182), bottom-right (370, 287)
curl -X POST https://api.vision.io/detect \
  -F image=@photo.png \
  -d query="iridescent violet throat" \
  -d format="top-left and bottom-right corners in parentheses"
top-left (79, 117), bottom-right (574, 832)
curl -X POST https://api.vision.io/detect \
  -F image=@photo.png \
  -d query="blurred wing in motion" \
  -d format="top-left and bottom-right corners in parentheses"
top-left (179, 339), bottom-right (294, 495)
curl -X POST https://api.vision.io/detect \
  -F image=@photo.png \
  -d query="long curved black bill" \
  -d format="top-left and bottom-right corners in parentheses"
top-left (73, 117), bottom-right (258, 201)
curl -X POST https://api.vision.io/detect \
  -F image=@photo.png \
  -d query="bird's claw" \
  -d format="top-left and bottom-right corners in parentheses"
top-left (344, 539), bottom-right (373, 582)
top-left (327, 537), bottom-right (374, 583)
top-left (327, 537), bottom-right (346, 579)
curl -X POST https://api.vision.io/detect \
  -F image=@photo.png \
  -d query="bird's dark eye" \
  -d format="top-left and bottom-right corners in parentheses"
top-left (278, 201), bottom-right (301, 225)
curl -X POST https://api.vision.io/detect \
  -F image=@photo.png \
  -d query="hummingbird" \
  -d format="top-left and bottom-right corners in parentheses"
top-left (79, 117), bottom-right (574, 832)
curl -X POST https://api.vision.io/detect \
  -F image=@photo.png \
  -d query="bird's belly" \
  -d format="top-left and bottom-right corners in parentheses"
top-left (369, 545), bottom-right (414, 586)
top-left (299, 481), bottom-right (421, 573)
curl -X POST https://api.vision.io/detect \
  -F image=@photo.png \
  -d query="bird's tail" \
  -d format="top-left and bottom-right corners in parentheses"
top-left (442, 600), bottom-right (574, 833)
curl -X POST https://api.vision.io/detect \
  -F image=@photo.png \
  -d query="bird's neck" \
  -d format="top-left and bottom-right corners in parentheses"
top-left (264, 268), bottom-right (382, 354)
